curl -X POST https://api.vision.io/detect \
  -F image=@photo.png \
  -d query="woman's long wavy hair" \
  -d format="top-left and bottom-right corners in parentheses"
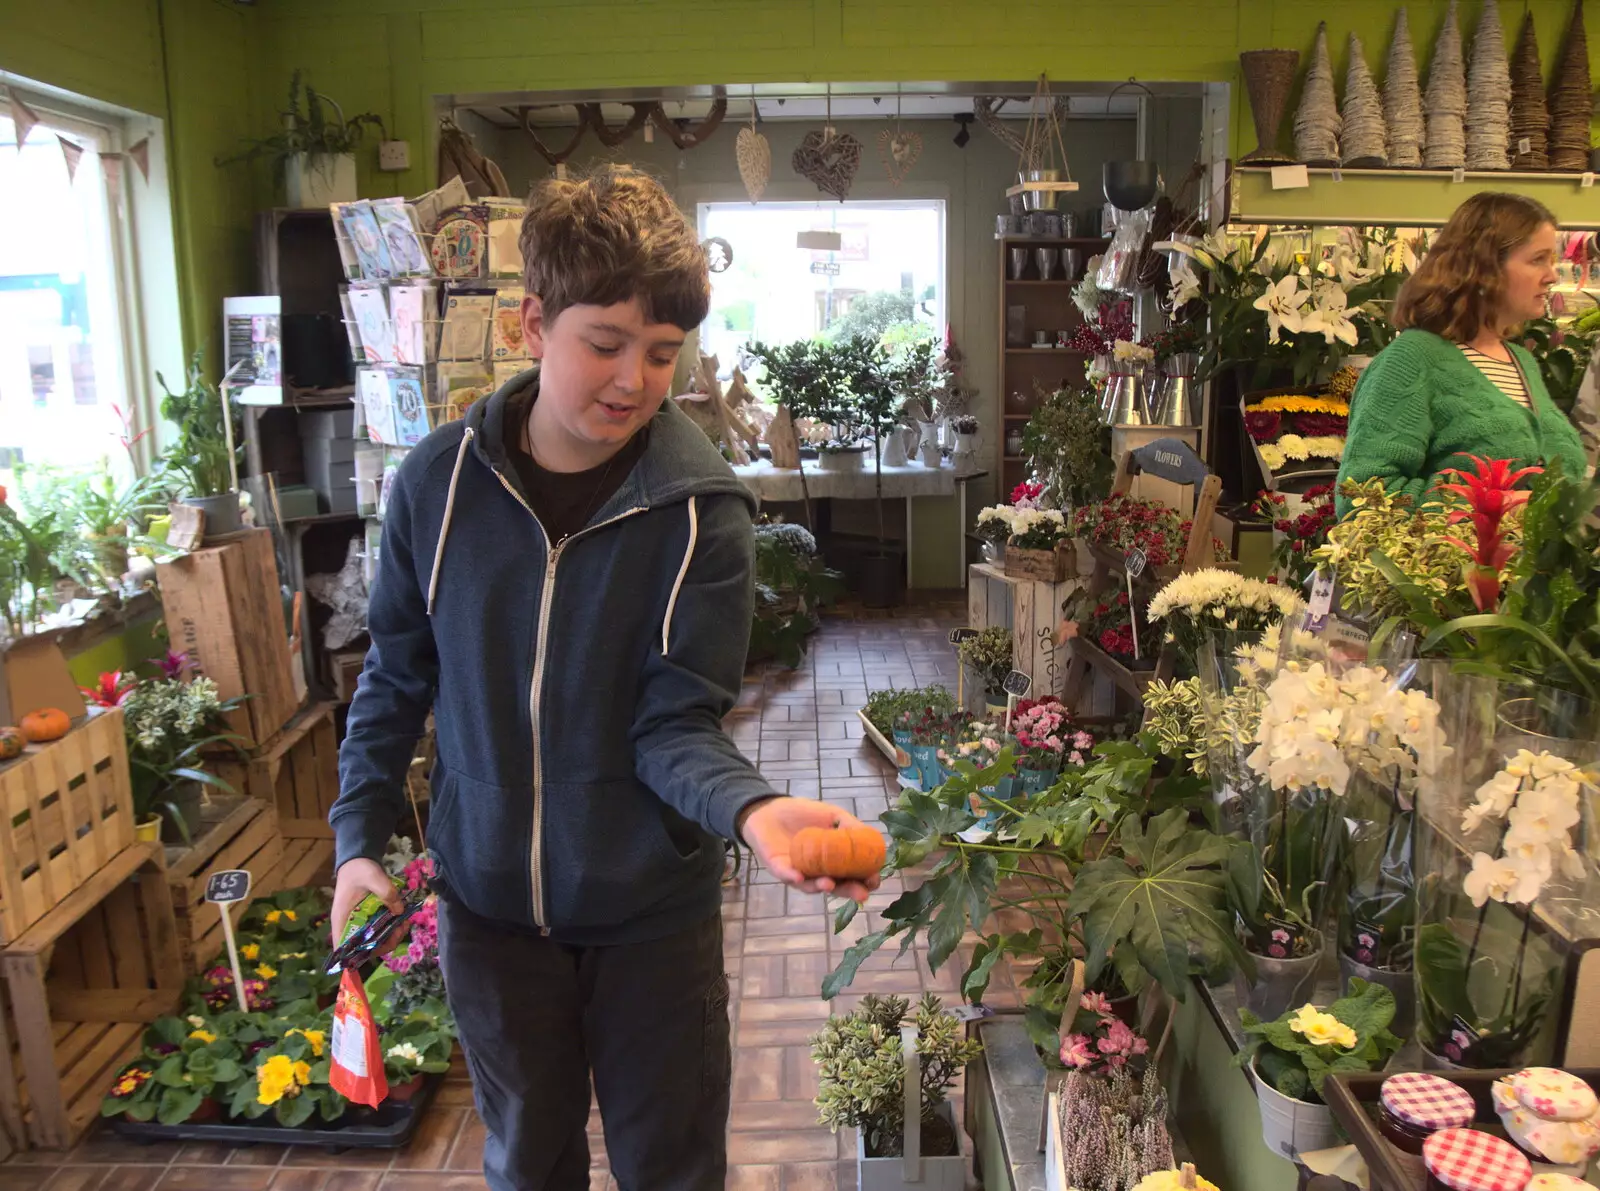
top-left (1392, 191), bottom-right (1556, 342)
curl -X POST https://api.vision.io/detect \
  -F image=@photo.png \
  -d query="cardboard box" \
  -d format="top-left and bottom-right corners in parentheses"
top-left (155, 529), bottom-right (299, 747)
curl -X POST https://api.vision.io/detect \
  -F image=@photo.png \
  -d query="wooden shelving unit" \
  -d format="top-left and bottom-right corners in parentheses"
top-left (994, 236), bottom-right (1110, 495)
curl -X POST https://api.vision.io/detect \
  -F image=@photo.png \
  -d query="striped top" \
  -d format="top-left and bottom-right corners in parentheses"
top-left (1458, 345), bottom-right (1531, 408)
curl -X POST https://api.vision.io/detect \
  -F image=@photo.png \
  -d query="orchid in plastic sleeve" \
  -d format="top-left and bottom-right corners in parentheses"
top-left (1460, 749), bottom-right (1590, 907)
top-left (1434, 456), bottom-right (1542, 612)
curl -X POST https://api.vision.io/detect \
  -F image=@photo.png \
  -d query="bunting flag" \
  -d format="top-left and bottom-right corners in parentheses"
top-left (8, 89), bottom-right (40, 147)
top-left (127, 136), bottom-right (150, 181)
top-left (58, 135), bottom-right (83, 181)
top-left (103, 154), bottom-right (123, 209)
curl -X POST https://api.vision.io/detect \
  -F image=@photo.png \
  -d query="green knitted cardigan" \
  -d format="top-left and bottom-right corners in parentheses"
top-left (1334, 329), bottom-right (1586, 518)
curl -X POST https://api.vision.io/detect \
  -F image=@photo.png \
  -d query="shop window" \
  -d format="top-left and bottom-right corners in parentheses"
top-left (697, 200), bottom-right (946, 376)
top-left (0, 107), bottom-right (139, 490)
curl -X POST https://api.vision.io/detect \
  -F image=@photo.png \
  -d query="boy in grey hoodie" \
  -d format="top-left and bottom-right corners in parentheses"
top-left (330, 165), bottom-right (878, 1190)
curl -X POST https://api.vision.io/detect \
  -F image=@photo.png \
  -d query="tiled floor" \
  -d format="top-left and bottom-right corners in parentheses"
top-left (2, 603), bottom-right (1021, 1191)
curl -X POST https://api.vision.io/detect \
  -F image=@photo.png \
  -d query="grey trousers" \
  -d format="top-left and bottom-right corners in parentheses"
top-left (438, 898), bottom-right (731, 1191)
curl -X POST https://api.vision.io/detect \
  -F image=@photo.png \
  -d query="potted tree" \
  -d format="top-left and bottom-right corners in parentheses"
top-left (156, 354), bottom-right (244, 538)
top-left (839, 336), bottom-right (909, 607)
top-left (1236, 979), bottom-right (1403, 1160)
top-left (812, 992), bottom-right (981, 1191)
top-left (748, 338), bottom-right (850, 530)
top-left (219, 71), bottom-right (385, 208)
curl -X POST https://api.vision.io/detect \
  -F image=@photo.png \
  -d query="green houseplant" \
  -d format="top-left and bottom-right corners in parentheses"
top-left (955, 626), bottom-right (1013, 705)
top-left (1021, 385), bottom-right (1113, 512)
top-left (123, 675), bottom-right (247, 844)
top-left (750, 522), bottom-right (842, 668)
top-left (219, 71), bottom-right (385, 207)
top-left (812, 992), bottom-right (982, 1164)
top-left (157, 354), bottom-right (244, 538)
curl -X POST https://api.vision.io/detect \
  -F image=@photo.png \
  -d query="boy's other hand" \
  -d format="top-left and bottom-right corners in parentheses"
top-left (331, 857), bottom-right (406, 945)
top-left (738, 796), bottom-right (883, 904)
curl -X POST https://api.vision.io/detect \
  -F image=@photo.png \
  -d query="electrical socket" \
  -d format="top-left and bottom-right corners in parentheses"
top-left (378, 140), bottom-right (411, 171)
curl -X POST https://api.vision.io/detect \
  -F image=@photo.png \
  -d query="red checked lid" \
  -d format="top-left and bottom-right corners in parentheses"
top-left (1382, 1072), bottom-right (1476, 1130)
top-left (1423, 1128), bottom-right (1533, 1191)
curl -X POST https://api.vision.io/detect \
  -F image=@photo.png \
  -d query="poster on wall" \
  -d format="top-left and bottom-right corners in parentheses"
top-left (222, 296), bottom-right (284, 406)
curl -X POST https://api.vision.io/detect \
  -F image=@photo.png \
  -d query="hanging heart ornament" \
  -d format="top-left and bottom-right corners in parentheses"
top-left (736, 126), bottom-right (771, 203)
top-left (877, 129), bottom-right (923, 185)
top-left (792, 129), bottom-right (863, 202)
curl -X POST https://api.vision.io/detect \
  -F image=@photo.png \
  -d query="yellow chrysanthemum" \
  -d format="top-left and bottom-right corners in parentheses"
top-left (1244, 395), bottom-right (1350, 416)
top-left (285, 1028), bottom-right (326, 1058)
top-left (1287, 1005), bottom-right (1358, 1049)
top-left (240, 943), bottom-right (260, 961)
top-left (188, 1029), bottom-right (217, 1044)
top-left (256, 964), bottom-right (277, 980)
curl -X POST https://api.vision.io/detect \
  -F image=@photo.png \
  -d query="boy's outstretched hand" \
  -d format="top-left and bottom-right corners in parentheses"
top-left (737, 796), bottom-right (883, 904)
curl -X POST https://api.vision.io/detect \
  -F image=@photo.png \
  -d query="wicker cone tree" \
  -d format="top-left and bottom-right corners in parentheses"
top-left (1465, 0), bottom-right (1512, 170)
top-left (1509, 13), bottom-right (1549, 169)
top-left (1343, 33), bottom-right (1389, 165)
top-left (1547, 0), bottom-right (1592, 171)
top-left (1424, 0), bottom-right (1468, 168)
top-left (1385, 8), bottom-right (1427, 167)
top-left (1295, 22), bottom-right (1342, 164)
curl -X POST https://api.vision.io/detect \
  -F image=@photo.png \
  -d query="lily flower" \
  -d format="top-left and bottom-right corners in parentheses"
top-left (1302, 285), bottom-right (1360, 347)
top-left (1435, 456), bottom-right (1543, 611)
top-left (1253, 275), bottom-right (1309, 343)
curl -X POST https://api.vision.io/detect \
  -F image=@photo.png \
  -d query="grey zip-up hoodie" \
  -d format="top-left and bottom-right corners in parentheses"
top-left (332, 372), bottom-right (777, 944)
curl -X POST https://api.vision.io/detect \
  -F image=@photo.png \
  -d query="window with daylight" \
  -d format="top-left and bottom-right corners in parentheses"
top-left (696, 200), bottom-right (946, 375)
top-left (0, 104), bottom-right (147, 493)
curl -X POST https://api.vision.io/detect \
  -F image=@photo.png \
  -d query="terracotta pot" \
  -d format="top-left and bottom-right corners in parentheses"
top-left (386, 1076), bottom-right (425, 1104)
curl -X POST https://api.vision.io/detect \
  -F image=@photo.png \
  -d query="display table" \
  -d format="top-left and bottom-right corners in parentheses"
top-left (732, 460), bottom-right (981, 588)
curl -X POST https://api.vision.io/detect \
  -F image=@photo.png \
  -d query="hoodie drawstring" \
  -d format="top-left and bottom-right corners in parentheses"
top-left (427, 428), bottom-right (475, 615)
top-left (661, 496), bottom-right (699, 654)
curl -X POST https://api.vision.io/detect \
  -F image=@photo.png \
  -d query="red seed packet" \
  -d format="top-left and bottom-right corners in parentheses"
top-left (329, 967), bottom-right (388, 1107)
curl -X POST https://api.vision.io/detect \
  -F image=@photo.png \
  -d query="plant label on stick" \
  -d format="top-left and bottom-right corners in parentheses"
top-left (1306, 569), bottom-right (1335, 632)
top-left (950, 627), bottom-right (978, 705)
top-left (1002, 669), bottom-right (1030, 733)
top-left (205, 869), bottom-right (253, 1013)
top-left (1123, 547), bottom-right (1147, 579)
top-left (948, 627), bottom-right (979, 644)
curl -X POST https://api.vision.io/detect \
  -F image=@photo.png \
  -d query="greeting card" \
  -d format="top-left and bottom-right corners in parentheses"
top-left (390, 284), bottom-right (435, 366)
top-left (336, 201), bottom-right (393, 280)
top-left (373, 198), bottom-right (432, 278)
top-left (430, 206), bottom-right (487, 278)
top-left (486, 202), bottom-right (526, 278)
top-left (389, 367), bottom-right (431, 447)
top-left (347, 285), bottom-right (395, 363)
top-left (491, 287), bottom-right (529, 359)
top-left (439, 292), bottom-right (492, 360)
top-left (358, 367), bottom-right (396, 445)
top-left (437, 362), bottom-right (494, 422)
top-left (494, 360), bottom-right (529, 387)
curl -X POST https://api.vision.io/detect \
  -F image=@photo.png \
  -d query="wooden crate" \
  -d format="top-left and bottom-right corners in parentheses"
top-left (966, 562), bottom-right (1081, 703)
top-left (155, 529), bottom-right (299, 747)
top-left (266, 838), bottom-right (335, 893)
top-left (0, 711), bottom-right (135, 945)
top-left (215, 703), bottom-right (338, 841)
top-left (165, 797), bottom-right (283, 974)
top-left (0, 841), bottom-right (183, 1150)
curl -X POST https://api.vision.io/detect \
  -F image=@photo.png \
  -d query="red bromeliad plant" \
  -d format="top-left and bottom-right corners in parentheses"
top-left (1435, 456), bottom-right (1542, 612)
top-left (82, 671), bottom-right (137, 709)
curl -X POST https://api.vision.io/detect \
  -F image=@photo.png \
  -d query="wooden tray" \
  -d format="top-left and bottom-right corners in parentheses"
top-left (856, 710), bottom-right (910, 769)
top-left (1324, 1067), bottom-right (1600, 1191)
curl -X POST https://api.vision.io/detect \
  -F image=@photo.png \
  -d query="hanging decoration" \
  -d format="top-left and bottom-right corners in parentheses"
top-left (1341, 33), bottom-right (1388, 166)
top-left (57, 136), bottom-right (83, 182)
top-left (580, 102), bottom-right (654, 148)
top-left (1509, 13), bottom-right (1549, 169)
top-left (1464, 0), bottom-right (1511, 170)
top-left (1294, 22), bottom-right (1341, 165)
top-left (1547, 0), bottom-right (1591, 172)
top-left (792, 91), bottom-right (863, 202)
top-left (649, 98), bottom-right (728, 149)
top-left (877, 88), bottom-right (922, 186)
top-left (973, 95), bottom-right (1068, 167)
top-left (8, 88), bottom-right (40, 147)
top-left (515, 106), bottom-right (589, 168)
top-left (103, 154), bottom-right (123, 210)
top-left (1383, 9), bottom-right (1425, 167)
top-left (1238, 49), bottom-right (1301, 164)
top-left (1423, 0), bottom-right (1467, 169)
top-left (735, 94), bottom-right (771, 203)
top-left (1004, 74), bottom-right (1079, 209)
top-left (701, 236), bottom-right (733, 273)
top-left (127, 136), bottom-right (151, 182)
top-left (437, 117), bottom-right (510, 198)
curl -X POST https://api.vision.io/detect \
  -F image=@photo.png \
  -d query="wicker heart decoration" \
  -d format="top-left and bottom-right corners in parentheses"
top-left (792, 130), bottom-right (863, 202)
top-left (736, 126), bottom-right (771, 202)
top-left (877, 129), bottom-right (922, 185)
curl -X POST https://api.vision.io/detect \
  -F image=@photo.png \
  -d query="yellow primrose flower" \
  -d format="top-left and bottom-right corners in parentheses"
top-left (188, 1029), bottom-right (217, 1044)
top-left (240, 943), bottom-right (260, 961)
top-left (1287, 1004), bottom-right (1358, 1049)
top-left (264, 910), bottom-right (281, 925)
top-left (285, 1028), bottom-right (326, 1058)
top-left (282, 910), bottom-right (297, 922)
top-left (256, 1054), bottom-right (305, 1105)
top-left (256, 964), bottom-right (277, 980)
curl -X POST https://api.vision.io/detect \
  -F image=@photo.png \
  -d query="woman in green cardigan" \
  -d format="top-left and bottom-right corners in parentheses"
top-left (1336, 192), bottom-right (1586, 518)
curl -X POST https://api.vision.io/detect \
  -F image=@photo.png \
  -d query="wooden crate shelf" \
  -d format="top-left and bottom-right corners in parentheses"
top-left (0, 711), bottom-right (135, 945)
top-left (0, 841), bottom-right (182, 1150)
top-left (269, 838), bottom-right (335, 893)
top-left (215, 702), bottom-right (338, 841)
top-left (165, 796), bottom-right (283, 974)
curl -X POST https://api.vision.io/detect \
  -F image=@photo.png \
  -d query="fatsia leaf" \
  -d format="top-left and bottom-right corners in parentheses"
top-left (822, 929), bottom-right (889, 1000)
top-left (963, 938), bottom-right (1004, 1002)
top-left (833, 898), bottom-right (859, 934)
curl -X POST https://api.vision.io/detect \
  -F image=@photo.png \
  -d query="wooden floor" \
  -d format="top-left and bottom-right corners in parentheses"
top-left (0, 601), bottom-right (1026, 1190)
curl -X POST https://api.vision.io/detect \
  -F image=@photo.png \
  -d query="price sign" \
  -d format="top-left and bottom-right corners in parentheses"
top-left (1451, 167), bottom-right (1466, 184)
top-left (1002, 669), bottom-right (1032, 698)
top-left (1306, 569), bottom-right (1335, 633)
top-left (948, 627), bottom-right (979, 645)
top-left (810, 260), bottom-right (842, 276)
top-left (1123, 547), bottom-right (1147, 580)
top-left (205, 869), bottom-right (252, 904)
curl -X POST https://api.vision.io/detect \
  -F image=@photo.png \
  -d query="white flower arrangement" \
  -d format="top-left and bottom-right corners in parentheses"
top-left (976, 504), bottom-right (1017, 544)
top-left (1460, 749), bottom-right (1591, 907)
top-left (1007, 506), bottom-right (1070, 550)
top-left (1085, 364), bottom-right (1110, 387)
top-left (1072, 269), bottom-right (1110, 319)
top-left (1147, 568), bottom-right (1305, 625)
top-left (1275, 433), bottom-right (1345, 463)
top-left (1246, 661), bottom-right (1448, 801)
top-left (1111, 339), bottom-right (1155, 365)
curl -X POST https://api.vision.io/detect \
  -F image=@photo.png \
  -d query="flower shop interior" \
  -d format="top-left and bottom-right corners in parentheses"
top-left (2, 1), bottom-right (1600, 1189)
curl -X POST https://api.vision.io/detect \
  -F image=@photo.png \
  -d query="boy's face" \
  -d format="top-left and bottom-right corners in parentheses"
top-left (521, 295), bottom-right (686, 459)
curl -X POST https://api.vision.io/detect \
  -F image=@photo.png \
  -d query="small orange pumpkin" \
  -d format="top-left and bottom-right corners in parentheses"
top-left (20, 708), bottom-right (70, 743)
top-left (0, 727), bottom-right (24, 760)
top-left (791, 825), bottom-right (886, 881)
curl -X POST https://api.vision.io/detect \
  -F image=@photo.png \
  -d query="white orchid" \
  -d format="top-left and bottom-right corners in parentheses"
top-left (1253, 275), bottom-right (1310, 343)
top-left (1460, 749), bottom-right (1594, 907)
top-left (1463, 853), bottom-right (1545, 907)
